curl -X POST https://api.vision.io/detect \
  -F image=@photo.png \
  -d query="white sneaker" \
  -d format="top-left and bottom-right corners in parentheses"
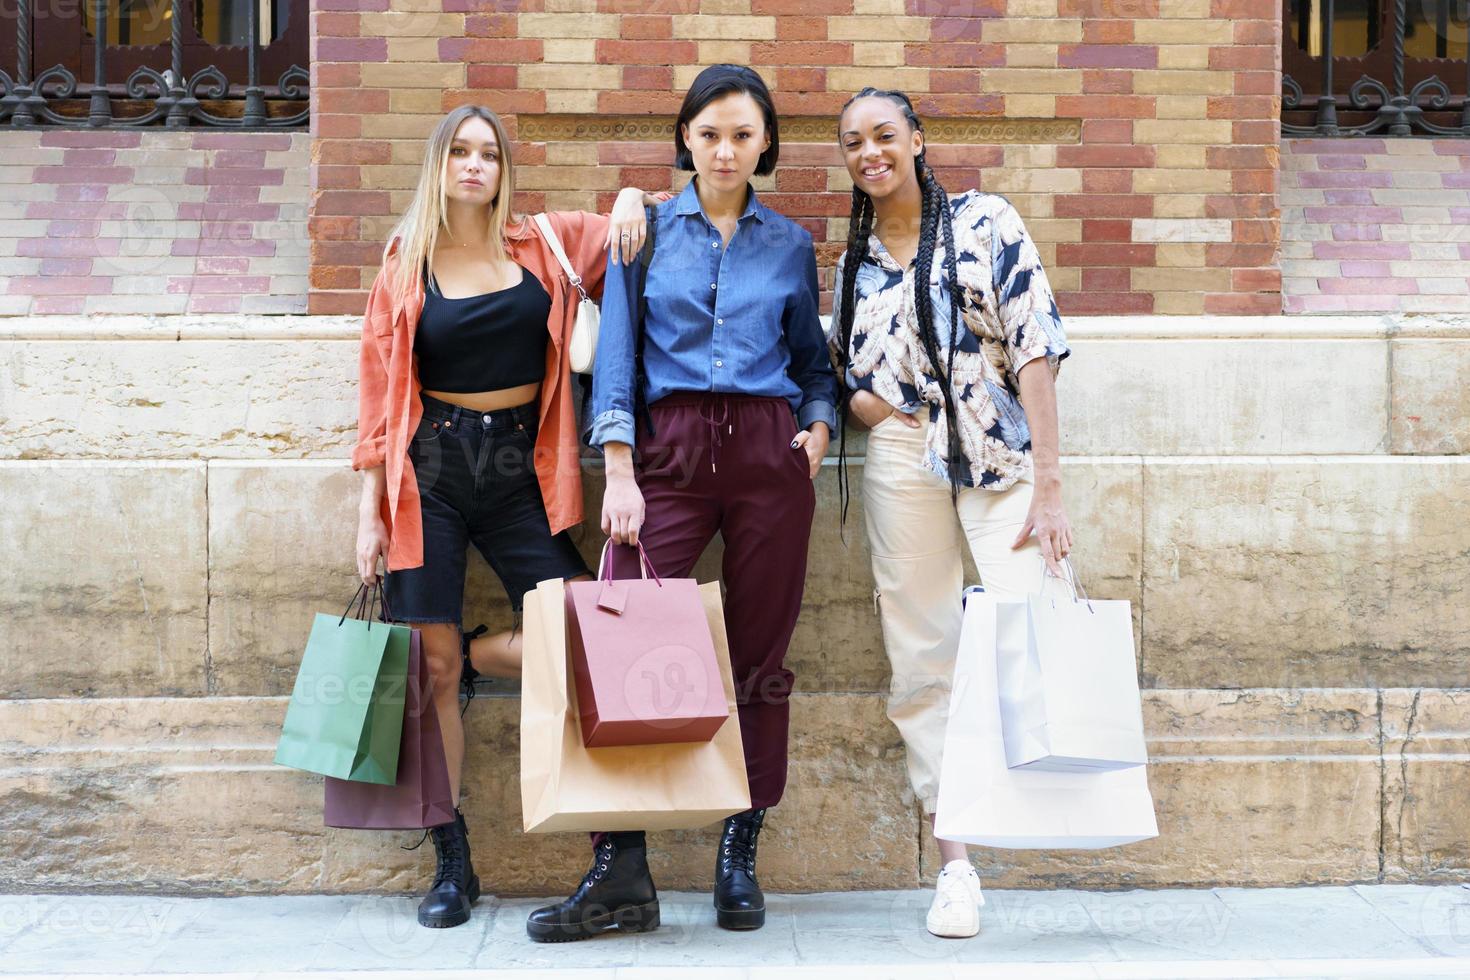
top-left (926, 859), bottom-right (985, 938)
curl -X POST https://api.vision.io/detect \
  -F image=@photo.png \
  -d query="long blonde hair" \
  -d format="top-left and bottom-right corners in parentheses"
top-left (384, 105), bottom-right (516, 298)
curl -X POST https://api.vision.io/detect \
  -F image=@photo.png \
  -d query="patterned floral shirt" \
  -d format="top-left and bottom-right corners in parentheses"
top-left (832, 190), bottom-right (1070, 490)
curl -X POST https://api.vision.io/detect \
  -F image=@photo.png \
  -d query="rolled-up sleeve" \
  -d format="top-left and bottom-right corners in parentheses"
top-left (586, 244), bottom-right (639, 449)
top-left (990, 199), bottom-right (1069, 380)
top-left (784, 240), bottom-right (840, 431)
top-left (549, 210), bottom-right (612, 302)
top-left (351, 268), bottom-right (393, 471)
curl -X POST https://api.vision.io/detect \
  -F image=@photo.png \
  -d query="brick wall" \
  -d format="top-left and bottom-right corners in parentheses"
top-left (308, 0), bottom-right (1284, 317)
top-left (1282, 138), bottom-right (1470, 314)
top-left (0, 131), bottom-right (309, 316)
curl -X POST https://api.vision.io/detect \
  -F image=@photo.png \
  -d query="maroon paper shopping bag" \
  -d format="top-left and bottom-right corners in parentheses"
top-left (323, 630), bottom-right (455, 829)
top-left (564, 542), bottom-right (730, 748)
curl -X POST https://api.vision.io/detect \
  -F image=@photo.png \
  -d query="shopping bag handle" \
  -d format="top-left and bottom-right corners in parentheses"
top-left (1038, 556), bottom-right (1092, 611)
top-left (596, 539), bottom-right (663, 586)
top-left (339, 581), bottom-right (391, 629)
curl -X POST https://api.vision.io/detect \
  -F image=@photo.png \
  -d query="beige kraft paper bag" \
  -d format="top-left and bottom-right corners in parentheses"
top-left (520, 577), bottom-right (752, 833)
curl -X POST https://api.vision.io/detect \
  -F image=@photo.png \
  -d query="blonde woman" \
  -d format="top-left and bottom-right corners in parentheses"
top-left (351, 104), bottom-right (660, 929)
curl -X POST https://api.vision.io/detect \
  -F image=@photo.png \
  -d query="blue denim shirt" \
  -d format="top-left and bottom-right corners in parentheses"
top-left (587, 179), bottom-right (840, 448)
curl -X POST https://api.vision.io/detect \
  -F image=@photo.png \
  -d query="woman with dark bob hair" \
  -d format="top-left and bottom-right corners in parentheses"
top-left (525, 64), bottom-right (839, 943)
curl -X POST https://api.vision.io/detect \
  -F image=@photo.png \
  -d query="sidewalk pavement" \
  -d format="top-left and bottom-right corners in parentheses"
top-left (2, 886), bottom-right (1469, 979)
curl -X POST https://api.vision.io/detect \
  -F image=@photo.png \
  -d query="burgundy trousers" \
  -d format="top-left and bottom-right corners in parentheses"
top-left (610, 392), bottom-right (817, 810)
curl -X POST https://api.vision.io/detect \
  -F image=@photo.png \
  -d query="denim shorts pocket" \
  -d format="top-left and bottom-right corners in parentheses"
top-left (410, 416), bottom-right (444, 445)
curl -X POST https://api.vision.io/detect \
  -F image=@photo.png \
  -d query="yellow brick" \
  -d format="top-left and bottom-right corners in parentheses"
top-left (542, 39), bottom-right (596, 62)
top-left (545, 90), bottom-right (600, 113)
top-left (388, 88), bottom-right (442, 115)
top-left (1156, 95), bottom-right (1209, 119)
top-left (1157, 243), bottom-right (1208, 267)
top-left (388, 189), bottom-right (415, 214)
top-left (545, 143), bottom-right (599, 166)
top-left (827, 16), bottom-right (929, 41)
top-left (1132, 266), bottom-right (1231, 292)
top-left (984, 168), bottom-right (1082, 194)
top-left (981, 18), bottom-right (1081, 43)
top-left (1134, 119), bottom-right (1233, 144)
top-left (1152, 291), bottom-right (1207, 314)
top-left (979, 68), bottom-right (1082, 94)
top-left (1153, 194), bottom-right (1209, 218)
top-left (516, 165), bottom-right (621, 191)
top-left (1158, 45), bottom-right (1211, 70)
top-left (853, 42), bottom-right (905, 66)
top-left (362, 114), bottom-right (442, 140)
top-left (671, 15), bottom-right (776, 39)
top-left (517, 13), bottom-right (619, 38)
top-left (1004, 94), bottom-right (1057, 117)
top-left (1003, 144), bottom-right (1057, 168)
top-left (1047, 265), bottom-right (1080, 291)
top-left (750, 172), bottom-right (776, 192)
top-left (1028, 218), bottom-right (1082, 242)
top-left (386, 38), bottom-right (440, 62)
top-left (829, 67), bottom-right (929, 92)
top-left (1158, 0), bottom-right (1212, 14)
top-left (1134, 70), bottom-right (1234, 96)
top-left (363, 63), bottom-right (464, 89)
top-left (359, 165), bottom-right (423, 190)
top-left (362, 215), bottom-right (399, 243)
top-left (854, 0), bottom-right (905, 12)
top-left (519, 64), bottom-right (620, 90)
top-left (360, 12), bottom-right (463, 37)
top-left (702, 0), bottom-right (752, 12)
top-left (1034, 241), bottom-right (1056, 266)
top-left (1005, 44), bottom-right (1059, 68)
top-left (391, 140), bottom-right (430, 166)
top-left (827, 216), bottom-right (851, 242)
top-left (1006, 0), bottom-right (1058, 14)
top-left (1134, 169), bottom-right (1230, 193)
top-left (542, 191), bottom-right (598, 212)
top-left (999, 193), bottom-right (1053, 218)
top-left (545, 0), bottom-right (599, 11)
top-left (697, 41), bottom-right (754, 65)
top-left (1156, 145), bottom-right (1207, 168)
top-left (827, 167), bottom-right (854, 192)
top-left (1135, 19), bottom-right (1234, 44)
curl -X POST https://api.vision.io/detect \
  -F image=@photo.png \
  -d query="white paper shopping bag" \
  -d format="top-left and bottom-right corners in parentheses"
top-left (996, 586), bottom-right (1148, 773)
top-left (934, 593), bottom-right (1158, 849)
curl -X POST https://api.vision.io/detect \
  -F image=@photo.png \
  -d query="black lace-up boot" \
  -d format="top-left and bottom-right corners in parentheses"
top-left (459, 624), bottom-right (489, 706)
top-left (525, 832), bottom-right (660, 942)
top-left (417, 808), bottom-right (480, 928)
top-left (714, 807), bottom-right (767, 930)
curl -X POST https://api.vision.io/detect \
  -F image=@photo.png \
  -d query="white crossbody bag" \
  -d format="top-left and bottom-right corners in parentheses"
top-left (532, 213), bottom-right (600, 374)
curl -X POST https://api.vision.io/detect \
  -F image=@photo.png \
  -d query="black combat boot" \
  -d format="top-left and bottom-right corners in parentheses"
top-left (417, 808), bottom-right (480, 928)
top-left (459, 624), bottom-right (489, 706)
top-left (714, 807), bottom-right (767, 930)
top-left (525, 832), bottom-right (660, 942)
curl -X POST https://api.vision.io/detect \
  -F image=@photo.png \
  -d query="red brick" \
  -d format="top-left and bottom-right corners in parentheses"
top-left (1055, 290), bottom-right (1154, 314)
top-left (772, 91), bottom-right (850, 115)
top-left (623, 66), bottom-right (673, 90)
top-left (1232, 267), bottom-right (1281, 291)
top-left (443, 0), bottom-right (544, 9)
top-left (62, 148), bottom-right (114, 166)
top-left (185, 295), bottom-right (244, 314)
top-left (930, 68), bottom-right (981, 92)
top-left (313, 165), bottom-right (361, 190)
top-left (515, 143), bottom-right (546, 166)
top-left (595, 40), bottom-right (699, 65)
top-left (314, 190), bottom-right (392, 216)
top-left (1231, 170), bottom-right (1275, 193)
top-left (761, 192), bottom-right (853, 217)
top-left (1057, 144), bottom-right (1154, 168)
top-left (316, 114), bottom-right (362, 138)
top-left (197, 257), bottom-right (252, 276)
top-left (10, 276), bottom-right (112, 295)
top-left (316, 139), bottom-right (390, 165)
top-left (38, 258), bottom-right (92, 276)
top-left (445, 89), bottom-right (546, 114)
top-left (311, 265), bottom-right (363, 289)
top-left (756, 0), bottom-right (850, 10)
top-left (1204, 292), bottom-right (1281, 314)
top-left (31, 297), bottom-right (89, 314)
top-left (905, 42), bottom-right (1004, 67)
top-left (1056, 95), bottom-right (1155, 118)
top-left (1059, 0), bottom-right (1158, 15)
top-left (598, 0), bottom-right (687, 10)
top-left (33, 166), bottom-right (133, 184)
top-left (1207, 243), bottom-right (1275, 266)
top-left (1206, 194), bottom-right (1275, 218)
top-left (1207, 145), bottom-right (1276, 170)
top-left (909, 0), bottom-right (1003, 14)
top-left (913, 93), bottom-right (1004, 115)
top-left (1232, 120), bottom-right (1277, 143)
top-left (186, 167), bottom-right (285, 187)
top-left (315, 37), bottom-right (386, 61)
top-left (37, 128), bottom-right (139, 147)
top-left (1082, 219), bottom-right (1134, 241)
top-left (316, 88), bottom-right (388, 114)
top-left (1054, 195), bottom-right (1153, 219)
top-left (465, 13), bottom-right (518, 37)
top-left (315, 63), bottom-right (360, 86)
top-left (1208, 45), bottom-right (1275, 70)
top-left (1234, 70), bottom-right (1278, 95)
top-left (779, 144), bottom-right (844, 166)
top-left (620, 15), bottom-right (672, 39)
top-left (1058, 44), bottom-right (1158, 69)
top-left (1210, 0), bottom-right (1274, 17)
top-left (1207, 95), bottom-right (1276, 120)
top-left (750, 42), bottom-right (851, 65)
top-left (598, 90), bottom-right (684, 113)
top-left (309, 291), bottom-right (369, 316)
top-left (1082, 119), bottom-right (1133, 142)
top-left (777, 168), bottom-right (829, 192)
top-left (313, 12), bottom-right (359, 35)
top-left (469, 66), bottom-right (519, 88)
top-left (618, 166), bottom-right (672, 189)
top-left (777, 67), bottom-right (827, 91)
top-left (775, 16), bottom-right (828, 41)
top-left (924, 145), bottom-right (1004, 167)
top-left (1083, 20), bottom-right (1134, 43)
top-left (1084, 69), bottom-right (1133, 93)
top-left (442, 38), bottom-right (542, 62)
top-left (599, 142), bottom-right (677, 165)
top-left (1082, 267), bottom-right (1131, 290)
top-left (1233, 19), bottom-right (1279, 44)
top-left (1230, 219), bottom-right (1277, 244)
top-left (929, 17), bottom-right (989, 42)
top-left (1083, 169), bottom-right (1132, 193)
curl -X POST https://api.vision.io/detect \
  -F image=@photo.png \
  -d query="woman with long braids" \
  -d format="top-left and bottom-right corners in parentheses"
top-left (831, 89), bottom-right (1073, 938)
top-left (353, 104), bottom-right (661, 929)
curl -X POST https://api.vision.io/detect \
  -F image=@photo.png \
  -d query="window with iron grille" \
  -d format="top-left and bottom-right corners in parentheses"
top-left (1283, 0), bottom-right (1470, 135)
top-left (0, 0), bottom-right (308, 128)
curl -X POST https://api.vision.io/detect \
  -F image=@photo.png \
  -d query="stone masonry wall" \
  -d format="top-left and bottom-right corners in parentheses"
top-left (307, 0), bottom-right (1285, 317)
top-left (0, 130), bottom-right (309, 316)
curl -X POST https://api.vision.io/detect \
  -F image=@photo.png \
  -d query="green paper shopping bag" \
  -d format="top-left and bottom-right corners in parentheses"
top-left (274, 583), bottom-right (412, 785)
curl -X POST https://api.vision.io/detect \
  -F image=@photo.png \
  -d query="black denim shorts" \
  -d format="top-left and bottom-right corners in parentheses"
top-left (383, 394), bottom-right (591, 627)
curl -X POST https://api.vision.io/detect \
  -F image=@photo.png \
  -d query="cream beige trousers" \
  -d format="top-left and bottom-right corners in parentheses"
top-left (862, 414), bottom-right (1048, 814)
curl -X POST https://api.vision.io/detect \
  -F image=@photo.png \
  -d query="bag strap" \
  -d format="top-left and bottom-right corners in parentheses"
top-left (531, 213), bottom-right (590, 303)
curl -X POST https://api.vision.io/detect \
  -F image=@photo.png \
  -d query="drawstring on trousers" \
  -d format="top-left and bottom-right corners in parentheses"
top-left (698, 395), bottom-right (734, 473)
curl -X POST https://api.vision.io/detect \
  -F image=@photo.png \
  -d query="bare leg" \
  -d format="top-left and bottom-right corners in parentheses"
top-left (931, 814), bottom-right (968, 864)
top-left (466, 574), bottom-right (594, 679)
top-left (417, 622), bottom-right (465, 806)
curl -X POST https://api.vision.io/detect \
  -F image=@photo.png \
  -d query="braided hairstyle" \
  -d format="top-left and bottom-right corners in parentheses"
top-left (834, 88), bottom-right (970, 527)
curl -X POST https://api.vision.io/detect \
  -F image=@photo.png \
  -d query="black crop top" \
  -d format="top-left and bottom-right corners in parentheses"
top-left (414, 264), bottom-right (552, 393)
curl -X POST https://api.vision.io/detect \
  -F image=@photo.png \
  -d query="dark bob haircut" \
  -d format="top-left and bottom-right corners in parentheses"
top-left (673, 64), bottom-right (780, 177)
